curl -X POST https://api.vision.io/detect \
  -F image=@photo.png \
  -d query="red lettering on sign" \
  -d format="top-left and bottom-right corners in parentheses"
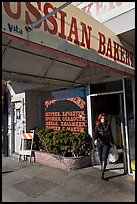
top-left (2, 2), bottom-right (134, 64)
top-left (2, 2), bottom-right (93, 49)
top-left (119, 45), bottom-right (125, 64)
top-left (37, 2), bottom-right (41, 10)
top-left (43, 3), bottom-right (58, 35)
top-left (81, 3), bottom-right (93, 16)
top-left (3, 2), bottom-right (21, 19)
top-left (95, 2), bottom-right (104, 14)
top-left (58, 10), bottom-right (67, 39)
top-left (67, 17), bottom-right (80, 45)
top-left (129, 52), bottom-right (133, 67)
top-left (98, 32), bottom-right (106, 55)
top-left (81, 2), bottom-right (124, 16)
top-left (106, 37), bottom-right (113, 58)
top-left (98, 31), bottom-right (134, 67)
top-left (67, 97), bottom-right (85, 109)
top-left (45, 109), bottom-right (86, 133)
top-left (125, 48), bottom-right (130, 66)
top-left (45, 100), bottom-right (56, 109)
top-left (80, 23), bottom-right (92, 49)
top-left (113, 41), bottom-right (119, 61)
top-left (25, 2), bottom-right (42, 28)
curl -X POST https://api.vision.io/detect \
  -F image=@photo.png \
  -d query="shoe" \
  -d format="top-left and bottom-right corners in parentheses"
top-left (101, 177), bottom-right (109, 181)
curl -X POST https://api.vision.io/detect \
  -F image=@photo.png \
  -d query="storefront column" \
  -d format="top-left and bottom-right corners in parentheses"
top-left (122, 78), bottom-right (131, 174)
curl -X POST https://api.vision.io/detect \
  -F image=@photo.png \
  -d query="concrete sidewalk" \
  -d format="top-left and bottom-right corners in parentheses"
top-left (2, 156), bottom-right (135, 202)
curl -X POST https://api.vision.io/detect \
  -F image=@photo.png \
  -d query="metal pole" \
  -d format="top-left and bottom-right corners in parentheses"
top-left (119, 93), bottom-right (128, 174)
top-left (25, 2), bottom-right (72, 32)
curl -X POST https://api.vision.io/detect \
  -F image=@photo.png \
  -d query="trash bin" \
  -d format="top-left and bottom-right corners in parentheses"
top-left (131, 161), bottom-right (135, 181)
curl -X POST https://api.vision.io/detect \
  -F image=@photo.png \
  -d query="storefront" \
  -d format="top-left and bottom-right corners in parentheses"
top-left (87, 78), bottom-right (135, 174)
top-left (2, 2), bottom-right (135, 175)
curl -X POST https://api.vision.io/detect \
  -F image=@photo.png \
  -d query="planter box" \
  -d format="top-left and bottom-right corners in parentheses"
top-left (35, 150), bottom-right (92, 170)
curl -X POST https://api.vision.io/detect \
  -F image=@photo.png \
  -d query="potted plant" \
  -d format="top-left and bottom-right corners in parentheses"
top-left (33, 128), bottom-right (93, 170)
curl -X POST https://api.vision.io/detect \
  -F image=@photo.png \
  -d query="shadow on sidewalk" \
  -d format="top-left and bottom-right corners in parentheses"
top-left (102, 166), bottom-right (125, 181)
top-left (103, 172), bottom-right (126, 181)
top-left (2, 170), bottom-right (13, 174)
top-left (107, 172), bottom-right (125, 179)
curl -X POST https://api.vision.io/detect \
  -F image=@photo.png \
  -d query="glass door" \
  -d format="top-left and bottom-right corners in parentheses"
top-left (89, 91), bottom-right (128, 174)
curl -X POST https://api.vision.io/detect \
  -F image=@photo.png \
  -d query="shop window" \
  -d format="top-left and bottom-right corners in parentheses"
top-left (44, 86), bottom-right (88, 133)
top-left (90, 80), bottom-right (123, 94)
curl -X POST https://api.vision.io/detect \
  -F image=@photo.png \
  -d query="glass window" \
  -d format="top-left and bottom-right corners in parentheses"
top-left (124, 78), bottom-right (135, 167)
top-left (90, 80), bottom-right (123, 94)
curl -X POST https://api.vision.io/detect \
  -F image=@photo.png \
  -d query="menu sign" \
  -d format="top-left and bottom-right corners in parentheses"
top-left (45, 87), bottom-right (87, 133)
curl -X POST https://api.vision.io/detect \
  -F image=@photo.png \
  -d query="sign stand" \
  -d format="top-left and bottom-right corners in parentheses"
top-left (18, 130), bottom-right (35, 163)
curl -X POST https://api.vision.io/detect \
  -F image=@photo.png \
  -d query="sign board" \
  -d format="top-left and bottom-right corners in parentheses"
top-left (77, 2), bottom-right (135, 23)
top-left (45, 87), bottom-right (87, 133)
top-left (2, 2), bottom-right (134, 74)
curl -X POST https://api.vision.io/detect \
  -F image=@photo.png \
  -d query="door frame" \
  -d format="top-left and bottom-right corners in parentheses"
top-left (87, 90), bottom-right (128, 174)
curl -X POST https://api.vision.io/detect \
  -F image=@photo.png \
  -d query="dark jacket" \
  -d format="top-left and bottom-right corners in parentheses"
top-left (94, 123), bottom-right (115, 146)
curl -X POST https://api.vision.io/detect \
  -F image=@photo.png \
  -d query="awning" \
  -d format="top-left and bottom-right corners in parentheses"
top-left (2, 2), bottom-right (134, 91)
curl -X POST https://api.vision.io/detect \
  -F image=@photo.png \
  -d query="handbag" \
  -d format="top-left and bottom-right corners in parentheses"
top-left (108, 145), bottom-right (119, 163)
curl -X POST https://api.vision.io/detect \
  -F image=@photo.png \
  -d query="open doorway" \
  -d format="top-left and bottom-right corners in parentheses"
top-left (90, 92), bottom-right (126, 174)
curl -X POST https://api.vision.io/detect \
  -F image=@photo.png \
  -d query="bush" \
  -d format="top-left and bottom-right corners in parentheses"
top-left (34, 128), bottom-right (93, 157)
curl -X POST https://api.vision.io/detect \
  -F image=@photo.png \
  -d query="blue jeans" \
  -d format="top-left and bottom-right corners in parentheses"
top-left (97, 142), bottom-right (111, 166)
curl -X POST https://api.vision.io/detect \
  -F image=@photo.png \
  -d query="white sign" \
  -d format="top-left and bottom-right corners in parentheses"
top-left (2, 2), bottom-right (135, 74)
top-left (77, 2), bottom-right (135, 23)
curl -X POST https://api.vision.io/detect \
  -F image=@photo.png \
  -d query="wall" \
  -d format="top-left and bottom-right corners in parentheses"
top-left (25, 91), bottom-right (41, 131)
top-left (25, 90), bottom-right (52, 131)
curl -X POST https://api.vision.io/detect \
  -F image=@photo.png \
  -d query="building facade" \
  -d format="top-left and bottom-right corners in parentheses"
top-left (2, 2), bottom-right (135, 175)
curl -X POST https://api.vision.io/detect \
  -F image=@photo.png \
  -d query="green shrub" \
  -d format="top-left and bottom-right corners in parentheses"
top-left (34, 128), bottom-right (93, 157)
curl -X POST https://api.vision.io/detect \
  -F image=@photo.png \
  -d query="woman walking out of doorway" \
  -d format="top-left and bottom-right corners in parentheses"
top-left (94, 113), bottom-right (115, 180)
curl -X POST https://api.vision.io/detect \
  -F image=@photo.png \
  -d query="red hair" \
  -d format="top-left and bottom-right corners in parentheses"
top-left (96, 113), bottom-right (109, 125)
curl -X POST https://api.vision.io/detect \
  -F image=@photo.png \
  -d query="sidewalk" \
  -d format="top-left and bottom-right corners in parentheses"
top-left (2, 156), bottom-right (135, 202)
